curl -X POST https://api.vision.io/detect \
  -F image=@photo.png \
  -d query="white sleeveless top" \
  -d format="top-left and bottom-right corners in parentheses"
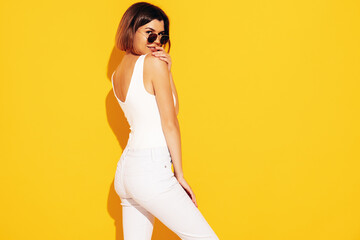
top-left (111, 53), bottom-right (176, 149)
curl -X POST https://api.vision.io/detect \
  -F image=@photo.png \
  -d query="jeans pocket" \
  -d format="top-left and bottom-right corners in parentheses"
top-left (126, 159), bottom-right (175, 202)
top-left (152, 156), bottom-right (174, 180)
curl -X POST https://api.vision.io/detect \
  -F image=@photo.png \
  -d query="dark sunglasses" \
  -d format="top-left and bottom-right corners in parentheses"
top-left (143, 32), bottom-right (169, 45)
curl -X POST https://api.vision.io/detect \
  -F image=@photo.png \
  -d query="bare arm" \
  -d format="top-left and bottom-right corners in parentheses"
top-left (169, 71), bottom-right (179, 116)
top-left (148, 56), bottom-right (183, 178)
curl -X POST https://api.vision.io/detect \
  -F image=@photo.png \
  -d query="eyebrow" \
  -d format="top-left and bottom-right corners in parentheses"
top-left (145, 27), bottom-right (165, 33)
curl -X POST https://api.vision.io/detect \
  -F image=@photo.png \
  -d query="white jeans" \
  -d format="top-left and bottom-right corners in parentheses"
top-left (114, 145), bottom-right (219, 240)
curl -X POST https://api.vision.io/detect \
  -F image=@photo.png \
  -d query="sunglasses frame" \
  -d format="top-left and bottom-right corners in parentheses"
top-left (140, 31), bottom-right (169, 45)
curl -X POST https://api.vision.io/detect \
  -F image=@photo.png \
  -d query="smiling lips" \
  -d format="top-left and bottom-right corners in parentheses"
top-left (148, 46), bottom-right (157, 51)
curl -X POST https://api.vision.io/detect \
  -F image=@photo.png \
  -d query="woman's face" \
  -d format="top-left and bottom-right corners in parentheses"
top-left (133, 19), bottom-right (165, 55)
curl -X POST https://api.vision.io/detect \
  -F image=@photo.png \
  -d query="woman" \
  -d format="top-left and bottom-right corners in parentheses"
top-left (112, 2), bottom-right (219, 239)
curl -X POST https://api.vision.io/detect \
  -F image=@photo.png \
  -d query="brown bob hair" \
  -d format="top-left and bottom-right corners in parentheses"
top-left (115, 2), bottom-right (171, 55)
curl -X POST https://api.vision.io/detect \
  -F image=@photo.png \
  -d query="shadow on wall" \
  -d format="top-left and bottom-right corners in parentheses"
top-left (105, 46), bottom-right (180, 240)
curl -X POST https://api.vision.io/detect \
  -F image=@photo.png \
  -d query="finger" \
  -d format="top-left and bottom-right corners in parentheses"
top-left (159, 57), bottom-right (169, 64)
top-left (191, 193), bottom-right (198, 207)
top-left (183, 186), bottom-right (191, 198)
top-left (189, 190), bottom-right (195, 201)
top-left (159, 56), bottom-right (168, 61)
top-left (153, 52), bottom-right (166, 58)
top-left (155, 46), bottom-right (164, 51)
top-left (186, 187), bottom-right (193, 199)
top-left (152, 53), bottom-right (167, 59)
top-left (153, 54), bottom-right (166, 61)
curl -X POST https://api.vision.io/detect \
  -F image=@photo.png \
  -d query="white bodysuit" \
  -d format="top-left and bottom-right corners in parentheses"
top-left (111, 52), bottom-right (176, 149)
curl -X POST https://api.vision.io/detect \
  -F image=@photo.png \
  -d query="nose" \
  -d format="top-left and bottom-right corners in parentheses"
top-left (154, 35), bottom-right (161, 45)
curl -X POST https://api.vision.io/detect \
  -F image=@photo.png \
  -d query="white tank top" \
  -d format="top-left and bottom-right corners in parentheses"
top-left (111, 53), bottom-right (176, 149)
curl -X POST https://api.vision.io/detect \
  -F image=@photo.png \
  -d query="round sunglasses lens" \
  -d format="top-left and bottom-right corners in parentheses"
top-left (148, 34), bottom-right (157, 43)
top-left (160, 35), bottom-right (169, 44)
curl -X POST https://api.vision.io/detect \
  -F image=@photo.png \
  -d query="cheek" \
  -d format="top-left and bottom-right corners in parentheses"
top-left (134, 38), bottom-right (147, 49)
top-left (133, 36), bottom-right (141, 45)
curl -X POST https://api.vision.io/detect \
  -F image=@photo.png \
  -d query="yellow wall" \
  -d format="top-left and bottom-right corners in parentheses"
top-left (1, 0), bottom-right (359, 239)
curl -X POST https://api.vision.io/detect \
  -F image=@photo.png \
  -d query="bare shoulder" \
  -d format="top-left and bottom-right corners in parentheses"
top-left (144, 53), bottom-right (168, 68)
top-left (144, 54), bottom-right (169, 82)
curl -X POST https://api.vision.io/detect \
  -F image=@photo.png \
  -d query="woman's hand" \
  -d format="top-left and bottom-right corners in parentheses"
top-left (176, 176), bottom-right (198, 208)
top-left (151, 46), bottom-right (172, 72)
